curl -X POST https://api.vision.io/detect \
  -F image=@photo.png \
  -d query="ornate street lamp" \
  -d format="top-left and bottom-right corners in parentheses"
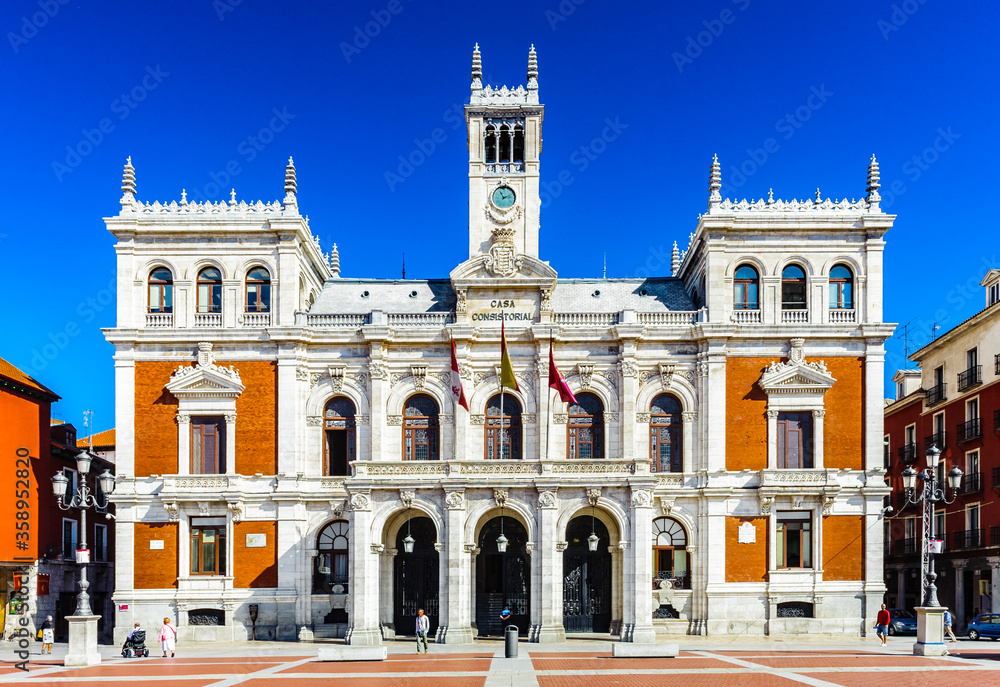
top-left (587, 502), bottom-right (600, 552)
top-left (402, 506), bottom-right (415, 554)
top-left (497, 504), bottom-right (508, 553)
top-left (902, 445), bottom-right (962, 608)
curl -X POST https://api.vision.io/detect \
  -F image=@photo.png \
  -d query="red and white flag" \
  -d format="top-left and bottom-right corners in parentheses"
top-left (548, 339), bottom-right (578, 406)
top-left (450, 339), bottom-right (469, 410)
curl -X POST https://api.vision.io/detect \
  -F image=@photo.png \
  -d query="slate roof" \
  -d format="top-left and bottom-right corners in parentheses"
top-left (310, 277), bottom-right (695, 314)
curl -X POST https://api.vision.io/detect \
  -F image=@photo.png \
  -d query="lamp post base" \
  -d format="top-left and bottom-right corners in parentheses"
top-left (912, 606), bottom-right (948, 656)
top-left (64, 615), bottom-right (102, 667)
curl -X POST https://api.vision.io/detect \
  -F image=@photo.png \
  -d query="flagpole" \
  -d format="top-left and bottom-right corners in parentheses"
top-left (546, 336), bottom-right (553, 461)
top-left (499, 313), bottom-right (505, 459)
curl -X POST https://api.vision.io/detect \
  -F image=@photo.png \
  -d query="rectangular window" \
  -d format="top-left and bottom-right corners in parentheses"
top-left (883, 435), bottom-right (890, 468)
top-left (776, 511), bottom-right (812, 568)
top-left (904, 517), bottom-right (915, 540)
top-left (967, 398), bottom-right (979, 421)
top-left (933, 366), bottom-right (944, 387)
top-left (904, 424), bottom-right (916, 446)
top-left (63, 468), bottom-right (78, 507)
top-left (967, 348), bottom-right (979, 369)
top-left (190, 517), bottom-right (227, 575)
top-left (777, 412), bottom-right (814, 469)
top-left (62, 518), bottom-right (78, 559)
top-left (94, 524), bottom-right (107, 562)
top-left (967, 503), bottom-right (981, 531)
top-left (934, 509), bottom-right (944, 539)
top-left (191, 417), bottom-right (226, 474)
top-left (991, 282), bottom-right (999, 306)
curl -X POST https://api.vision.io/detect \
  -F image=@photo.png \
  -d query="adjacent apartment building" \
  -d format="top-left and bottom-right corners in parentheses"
top-left (884, 269), bottom-right (1000, 624)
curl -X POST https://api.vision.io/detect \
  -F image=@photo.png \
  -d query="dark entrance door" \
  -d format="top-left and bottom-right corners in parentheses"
top-left (393, 517), bottom-right (439, 636)
top-left (476, 517), bottom-right (530, 636)
top-left (563, 516), bottom-right (611, 633)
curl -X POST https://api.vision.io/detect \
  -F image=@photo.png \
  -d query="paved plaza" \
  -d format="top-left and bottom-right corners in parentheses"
top-left (3, 636), bottom-right (999, 687)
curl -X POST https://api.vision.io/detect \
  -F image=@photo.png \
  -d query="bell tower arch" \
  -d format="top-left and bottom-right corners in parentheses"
top-left (465, 44), bottom-right (543, 261)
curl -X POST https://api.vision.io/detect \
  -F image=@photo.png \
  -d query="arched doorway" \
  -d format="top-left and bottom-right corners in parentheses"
top-left (476, 516), bottom-right (530, 636)
top-left (563, 516), bottom-right (612, 633)
top-left (393, 516), bottom-right (439, 636)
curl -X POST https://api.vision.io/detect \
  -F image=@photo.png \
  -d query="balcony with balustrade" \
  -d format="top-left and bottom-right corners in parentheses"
top-left (145, 312), bottom-right (173, 327)
top-left (952, 529), bottom-right (985, 550)
top-left (956, 418), bottom-right (982, 443)
top-left (730, 309), bottom-right (762, 324)
top-left (960, 471), bottom-right (983, 495)
top-left (194, 312), bottom-right (222, 327)
top-left (891, 537), bottom-right (917, 556)
top-left (897, 443), bottom-right (918, 464)
top-left (957, 365), bottom-right (982, 392)
top-left (781, 309), bottom-right (809, 324)
top-left (924, 431), bottom-right (947, 452)
top-left (240, 311), bottom-right (271, 327)
top-left (828, 309), bottom-right (856, 324)
top-left (925, 382), bottom-right (947, 406)
top-left (653, 571), bottom-right (690, 590)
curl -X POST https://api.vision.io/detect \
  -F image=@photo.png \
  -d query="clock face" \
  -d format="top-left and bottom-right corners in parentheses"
top-left (492, 186), bottom-right (516, 208)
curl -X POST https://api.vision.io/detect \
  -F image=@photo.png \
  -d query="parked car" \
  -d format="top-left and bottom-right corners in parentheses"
top-left (886, 609), bottom-right (917, 636)
top-left (966, 614), bottom-right (1000, 640)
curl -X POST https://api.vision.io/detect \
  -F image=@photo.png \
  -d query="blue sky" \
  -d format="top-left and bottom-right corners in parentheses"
top-left (1, 0), bottom-right (996, 429)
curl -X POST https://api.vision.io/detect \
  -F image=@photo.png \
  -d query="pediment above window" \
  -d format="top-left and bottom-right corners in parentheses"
top-left (166, 343), bottom-right (245, 400)
top-left (758, 340), bottom-right (835, 396)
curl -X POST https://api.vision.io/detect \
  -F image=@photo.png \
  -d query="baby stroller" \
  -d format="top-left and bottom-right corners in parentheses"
top-left (122, 629), bottom-right (149, 658)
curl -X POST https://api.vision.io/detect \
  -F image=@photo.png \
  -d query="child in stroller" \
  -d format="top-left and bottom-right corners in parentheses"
top-left (122, 623), bottom-right (149, 658)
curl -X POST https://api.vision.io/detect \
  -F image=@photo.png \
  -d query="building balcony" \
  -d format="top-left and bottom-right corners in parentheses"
top-left (194, 312), bottom-right (223, 327)
top-left (145, 312), bottom-right (173, 327)
top-left (993, 466), bottom-right (1000, 488)
top-left (731, 309), bottom-right (762, 324)
top-left (891, 537), bottom-right (917, 555)
top-left (781, 309), bottom-right (809, 324)
top-left (926, 383), bottom-right (947, 406)
top-left (956, 418), bottom-right (982, 443)
top-left (952, 528), bottom-right (985, 550)
top-left (897, 443), bottom-right (918, 464)
top-left (240, 311), bottom-right (271, 327)
top-left (991, 526), bottom-right (1000, 547)
top-left (653, 572), bottom-right (690, 590)
top-left (924, 431), bottom-right (947, 451)
top-left (828, 308), bottom-right (856, 324)
top-left (960, 471), bottom-right (983, 494)
top-left (957, 365), bottom-right (982, 391)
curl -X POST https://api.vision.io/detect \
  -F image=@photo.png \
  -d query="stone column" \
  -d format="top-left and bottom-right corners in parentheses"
top-left (626, 486), bottom-right (656, 642)
top-left (681, 412), bottom-right (696, 473)
top-left (611, 543), bottom-right (624, 636)
top-left (954, 564), bottom-right (966, 625)
top-left (346, 491), bottom-right (382, 645)
top-left (276, 344), bottom-right (298, 474)
top-left (440, 490), bottom-right (474, 644)
top-left (897, 569), bottom-right (907, 609)
top-left (176, 412), bottom-right (190, 475)
top-left (112, 505), bottom-right (136, 645)
top-left (812, 409), bottom-right (825, 469)
top-left (368, 346), bottom-right (387, 462)
top-left (534, 487), bottom-right (564, 642)
top-left (704, 347), bottom-right (727, 472)
top-left (275, 499), bottom-right (305, 641)
top-left (766, 410), bottom-right (779, 469)
top-left (989, 559), bottom-right (1000, 613)
top-left (379, 548), bottom-right (396, 639)
top-left (619, 358), bottom-right (638, 461)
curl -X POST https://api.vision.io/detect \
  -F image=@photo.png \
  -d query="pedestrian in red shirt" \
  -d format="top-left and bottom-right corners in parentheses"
top-left (875, 604), bottom-right (891, 647)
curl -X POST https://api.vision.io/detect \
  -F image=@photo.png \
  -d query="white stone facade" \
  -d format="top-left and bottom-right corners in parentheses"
top-left (106, 47), bottom-right (894, 644)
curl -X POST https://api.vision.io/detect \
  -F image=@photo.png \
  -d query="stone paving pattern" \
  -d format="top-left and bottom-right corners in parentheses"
top-left (2, 638), bottom-right (999, 687)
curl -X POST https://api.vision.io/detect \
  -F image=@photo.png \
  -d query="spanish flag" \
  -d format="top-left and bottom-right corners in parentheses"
top-left (450, 339), bottom-right (469, 411)
top-left (499, 321), bottom-right (519, 392)
top-left (548, 338), bottom-right (578, 405)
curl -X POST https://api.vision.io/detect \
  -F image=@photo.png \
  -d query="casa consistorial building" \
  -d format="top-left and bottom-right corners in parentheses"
top-left (105, 46), bottom-right (894, 645)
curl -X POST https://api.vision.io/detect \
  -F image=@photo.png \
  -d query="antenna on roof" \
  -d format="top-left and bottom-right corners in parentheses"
top-left (603, 253), bottom-right (606, 279)
top-left (931, 321), bottom-right (943, 340)
top-left (897, 319), bottom-right (916, 362)
top-left (83, 409), bottom-right (94, 452)
top-left (402, 253), bottom-right (406, 280)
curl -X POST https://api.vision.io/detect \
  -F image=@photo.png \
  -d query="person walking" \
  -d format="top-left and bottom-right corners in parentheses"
top-left (158, 617), bottom-right (177, 657)
top-left (40, 616), bottom-right (54, 655)
top-left (875, 604), bottom-right (891, 647)
top-left (415, 608), bottom-right (430, 654)
top-left (944, 609), bottom-right (957, 642)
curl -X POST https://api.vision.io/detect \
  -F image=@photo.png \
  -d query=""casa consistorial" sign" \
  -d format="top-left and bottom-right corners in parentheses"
top-left (470, 298), bottom-right (535, 324)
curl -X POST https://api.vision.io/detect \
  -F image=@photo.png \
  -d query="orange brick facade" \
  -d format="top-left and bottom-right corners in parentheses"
top-left (134, 360), bottom-right (277, 477)
top-left (725, 516), bottom-right (769, 582)
top-left (133, 522), bottom-right (178, 589)
top-left (821, 515), bottom-right (864, 581)
top-left (234, 521), bottom-right (278, 588)
top-left (726, 356), bottom-right (865, 471)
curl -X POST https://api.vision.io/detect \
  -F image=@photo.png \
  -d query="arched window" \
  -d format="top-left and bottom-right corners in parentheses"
top-left (314, 520), bottom-right (349, 594)
top-left (512, 124), bottom-right (525, 163)
top-left (246, 267), bottom-right (271, 313)
top-left (652, 517), bottom-right (689, 589)
top-left (568, 392), bottom-right (604, 460)
top-left (324, 397), bottom-right (356, 476)
top-left (734, 265), bottom-right (759, 310)
top-left (829, 264), bottom-right (853, 309)
top-left (781, 265), bottom-right (807, 310)
top-left (486, 394), bottom-right (522, 460)
top-left (484, 125), bottom-right (497, 163)
top-left (197, 267), bottom-right (222, 313)
top-left (148, 267), bottom-right (173, 313)
top-left (498, 124), bottom-right (511, 162)
top-left (403, 394), bottom-right (439, 461)
top-left (650, 394), bottom-right (682, 473)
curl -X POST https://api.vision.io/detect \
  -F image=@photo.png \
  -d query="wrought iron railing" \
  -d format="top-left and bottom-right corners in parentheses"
top-left (926, 382), bottom-right (947, 406)
top-left (993, 466), bottom-right (1000, 488)
top-left (952, 529), bottom-right (985, 550)
top-left (991, 526), bottom-right (1000, 547)
top-left (957, 365), bottom-right (982, 391)
top-left (957, 418), bottom-right (982, 443)
top-left (652, 572), bottom-right (690, 590)
top-left (924, 431), bottom-right (947, 451)
top-left (960, 472), bottom-right (983, 494)
top-left (892, 537), bottom-right (917, 555)
top-left (897, 443), bottom-right (918, 464)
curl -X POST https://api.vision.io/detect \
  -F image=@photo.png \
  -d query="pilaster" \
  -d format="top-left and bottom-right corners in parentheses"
top-left (534, 487), bottom-right (564, 642)
top-left (440, 490), bottom-right (474, 643)
top-left (346, 492), bottom-right (382, 645)
top-left (626, 486), bottom-right (656, 642)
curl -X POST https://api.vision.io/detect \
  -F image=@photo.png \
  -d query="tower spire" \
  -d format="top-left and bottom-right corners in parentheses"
top-left (471, 43), bottom-right (482, 92)
top-left (671, 241), bottom-right (680, 276)
top-left (866, 154), bottom-right (881, 209)
top-left (329, 243), bottom-right (340, 278)
top-left (527, 44), bottom-right (538, 88)
top-left (707, 154), bottom-right (721, 210)
top-left (284, 156), bottom-right (297, 210)
top-left (120, 156), bottom-right (136, 210)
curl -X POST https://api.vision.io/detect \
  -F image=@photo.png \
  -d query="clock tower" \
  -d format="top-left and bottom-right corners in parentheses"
top-left (465, 44), bottom-right (543, 263)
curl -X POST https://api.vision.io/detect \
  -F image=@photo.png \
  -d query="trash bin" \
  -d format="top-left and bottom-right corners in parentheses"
top-left (504, 625), bottom-right (518, 658)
